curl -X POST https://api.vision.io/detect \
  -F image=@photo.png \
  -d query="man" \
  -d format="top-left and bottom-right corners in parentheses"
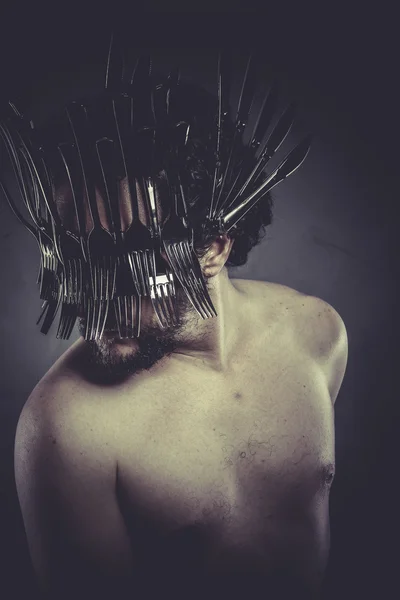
top-left (11, 55), bottom-right (348, 599)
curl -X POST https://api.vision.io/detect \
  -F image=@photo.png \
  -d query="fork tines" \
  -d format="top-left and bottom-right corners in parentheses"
top-left (115, 293), bottom-right (141, 339)
top-left (85, 254), bottom-right (117, 341)
top-left (37, 270), bottom-right (62, 334)
top-left (163, 240), bottom-right (216, 320)
top-left (112, 253), bottom-right (141, 339)
top-left (150, 271), bottom-right (179, 329)
top-left (37, 236), bottom-right (59, 301)
top-left (213, 52), bottom-right (258, 218)
top-left (128, 249), bottom-right (152, 297)
top-left (56, 256), bottom-right (84, 340)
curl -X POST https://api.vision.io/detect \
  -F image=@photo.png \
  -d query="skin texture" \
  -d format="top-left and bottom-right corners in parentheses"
top-left (14, 180), bottom-right (348, 599)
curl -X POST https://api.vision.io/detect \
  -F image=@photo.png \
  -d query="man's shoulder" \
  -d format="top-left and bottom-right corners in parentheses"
top-left (232, 277), bottom-right (305, 305)
top-left (251, 279), bottom-right (348, 403)
top-left (232, 277), bottom-right (345, 330)
top-left (231, 277), bottom-right (317, 324)
top-left (232, 277), bottom-right (347, 365)
top-left (17, 339), bottom-right (114, 456)
top-left (240, 278), bottom-right (348, 403)
top-left (22, 338), bottom-right (82, 406)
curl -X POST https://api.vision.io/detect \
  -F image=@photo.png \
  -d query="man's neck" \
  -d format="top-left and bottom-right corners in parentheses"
top-left (171, 268), bottom-right (243, 372)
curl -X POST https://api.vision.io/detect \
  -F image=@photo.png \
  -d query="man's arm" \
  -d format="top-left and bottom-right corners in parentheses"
top-left (327, 314), bottom-right (348, 405)
top-left (304, 296), bottom-right (349, 405)
top-left (318, 301), bottom-right (348, 405)
top-left (14, 381), bottom-right (135, 600)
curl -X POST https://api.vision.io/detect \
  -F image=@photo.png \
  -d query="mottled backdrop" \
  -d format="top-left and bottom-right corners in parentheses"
top-left (0, 7), bottom-right (398, 599)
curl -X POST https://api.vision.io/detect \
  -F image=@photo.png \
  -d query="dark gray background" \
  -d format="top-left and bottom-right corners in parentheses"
top-left (0, 6), bottom-right (398, 599)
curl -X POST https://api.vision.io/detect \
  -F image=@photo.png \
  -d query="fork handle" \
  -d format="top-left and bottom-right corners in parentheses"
top-left (96, 138), bottom-right (124, 249)
top-left (18, 142), bottom-right (63, 231)
top-left (0, 122), bottom-right (42, 231)
top-left (143, 176), bottom-right (161, 240)
top-left (66, 103), bottom-right (102, 230)
top-left (112, 97), bottom-right (139, 222)
top-left (58, 144), bottom-right (87, 236)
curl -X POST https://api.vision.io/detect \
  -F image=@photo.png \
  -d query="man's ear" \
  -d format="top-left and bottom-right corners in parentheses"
top-left (200, 235), bottom-right (234, 278)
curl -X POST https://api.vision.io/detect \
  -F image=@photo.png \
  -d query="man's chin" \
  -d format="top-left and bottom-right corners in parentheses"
top-left (78, 325), bottom-right (179, 385)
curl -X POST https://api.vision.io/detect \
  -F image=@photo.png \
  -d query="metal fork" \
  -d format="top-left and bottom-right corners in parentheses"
top-left (0, 120), bottom-right (60, 304)
top-left (56, 233), bottom-right (84, 340)
top-left (113, 254), bottom-right (141, 339)
top-left (2, 109), bottom-right (80, 337)
top-left (162, 124), bottom-right (217, 320)
top-left (106, 43), bottom-right (154, 333)
top-left (17, 131), bottom-right (68, 318)
top-left (107, 45), bottom-right (179, 334)
top-left (142, 176), bottom-right (180, 328)
top-left (149, 264), bottom-right (178, 329)
top-left (66, 102), bottom-right (117, 341)
top-left (0, 172), bottom-right (61, 333)
top-left (33, 150), bottom-right (84, 340)
top-left (10, 109), bottom-right (88, 342)
top-left (18, 142), bottom-right (61, 303)
top-left (117, 53), bottom-right (181, 330)
top-left (222, 136), bottom-right (312, 231)
top-left (162, 213), bottom-right (217, 320)
top-left (218, 103), bottom-right (296, 218)
top-left (213, 52), bottom-right (258, 218)
top-left (96, 135), bottom-right (141, 338)
top-left (36, 264), bottom-right (63, 335)
top-left (36, 230), bottom-right (59, 301)
top-left (18, 135), bottom-right (85, 340)
top-left (112, 97), bottom-right (178, 332)
top-left (164, 237), bottom-right (216, 319)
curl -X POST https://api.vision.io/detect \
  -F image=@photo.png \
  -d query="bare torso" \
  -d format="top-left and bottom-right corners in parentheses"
top-left (47, 280), bottom-right (336, 598)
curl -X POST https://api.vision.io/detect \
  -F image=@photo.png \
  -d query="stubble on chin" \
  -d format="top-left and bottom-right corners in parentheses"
top-left (77, 329), bottom-right (177, 384)
top-left (76, 310), bottom-right (185, 384)
top-left (76, 277), bottom-right (210, 383)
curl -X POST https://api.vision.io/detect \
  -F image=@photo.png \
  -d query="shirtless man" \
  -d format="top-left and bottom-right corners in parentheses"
top-left (12, 72), bottom-right (348, 600)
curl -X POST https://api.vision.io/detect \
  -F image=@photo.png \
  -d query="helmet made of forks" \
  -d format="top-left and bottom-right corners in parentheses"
top-left (0, 35), bottom-right (311, 341)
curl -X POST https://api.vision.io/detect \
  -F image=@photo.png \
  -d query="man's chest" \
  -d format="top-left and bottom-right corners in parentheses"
top-left (113, 349), bottom-right (334, 552)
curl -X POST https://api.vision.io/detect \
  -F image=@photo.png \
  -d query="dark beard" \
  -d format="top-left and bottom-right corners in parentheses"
top-left (77, 284), bottom-right (198, 385)
top-left (79, 326), bottom-right (179, 385)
